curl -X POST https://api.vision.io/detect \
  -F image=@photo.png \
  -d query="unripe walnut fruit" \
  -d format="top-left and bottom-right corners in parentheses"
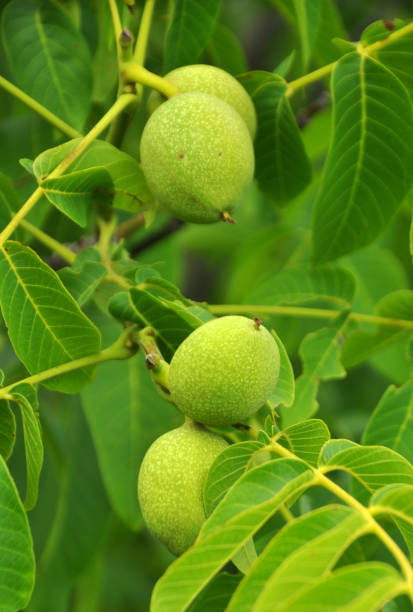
top-left (137, 421), bottom-right (228, 556)
top-left (169, 316), bottom-right (280, 426)
top-left (140, 92), bottom-right (255, 224)
top-left (148, 64), bottom-right (257, 138)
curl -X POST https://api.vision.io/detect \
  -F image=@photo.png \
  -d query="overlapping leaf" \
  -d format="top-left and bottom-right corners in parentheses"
top-left (188, 573), bottom-right (242, 612)
top-left (204, 441), bottom-right (265, 516)
top-left (312, 52), bottom-right (413, 263)
top-left (341, 290), bottom-right (413, 367)
top-left (370, 483), bottom-right (413, 560)
top-left (163, 0), bottom-right (222, 72)
top-left (109, 288), bottom-right (203, 361)
top-left (282, 314), bottom-right (350, 427)
top-left (320, 442), bottom-right (413, 493)
top-left (82, 351), bottom-right (182, 530)
top-left (276, 419), bottom-right (330, 466)
top-left (0, 398), bottom-right (15, 461)
top-left (40, 167), bottom-right (113, 227)
top-left (245, 265), bottom-right (355, 307)
top-left (9, 383), bottom-right (43, 510)
top-left (2, 0), bottom-right (92, 130)
top-left (0, 241), bottom-right (101, 393)
top-left (58, 261), bottom-right (107, 306)
top-left (207, 23), bottom-right (247, 75)
top-left (0, 454), bottom-right (35, 612)
top-left (376, 25), bottom-right (413, 102)
top-left (363, 380), bottom-right (413, 463)
top-left (28, 402), bottom-right (110, 610)
top-left (268, 329), bottom-right (295, 408)
top-left (151, 459), bottom-right (314, 612)
top-left (34, 139), bottom-right (153, 213)
top-left (228, 506), bottom-right (367, 612)
top-left (269, 563), bottom-right (404, 611)
top-left (239, 72), bottom-right (312, 204)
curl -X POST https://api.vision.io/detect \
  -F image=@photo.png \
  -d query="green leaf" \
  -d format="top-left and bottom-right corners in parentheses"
top-left (58, 261), bottom-right (107, 306)
top-left (0, 454), bottom-right (35, 612)
top-left (268, 329), bottom-right (295, 408)
top-left (204, 441), bottom-right (265, 517)
top-left (312, 53), bottom-right (413, 263)
top-left (28, 400), bottom-right (110, 611)
top-left (370, 483), bottom-right (413, 560)
top-left (187, 573), bottom-right (242, 612)
top-left (277, 419), bottom-right (330, 466)
top-left (40, 167), bottom-right (113, 227)
top-left (0, 241), bottom-right (101, 393)
top-left (228, 506), bottom-right (367, 612)
top-left (9, 383), bottom-right (43, 511)
top-left (163, 0), bottom-right (222, 72)
top-left (363, 380), bottom-right (413, 463)
top-left (361, 19), bottom-right (405, 46)
top-left (151, 458), bottom-right (314, 612)
top-left (33, 139), bottom-right (153, 213)
top-left (207, 23), bottom-right (247, 75)
top-left (320, 443), bottom-right (413, 493)
top-left (19, 158), bottom-right (34, 176)
top-left (376, 27), bottom-right (413, 103)
top-left (2, 0), bottom-right (92, 130)
top-left (292, 0), bottom-right (322, 69)
top-left (370, 484), bottom-right (413, 525)
top-left (127, 288), bottom-right (203, 361)
top-left (341, 290), bottom-right (413, 367)
top-left (82, 351), bottom-right (182, 531)
top-left (246, 265), bottom-right (355, 308)
top-left (239, 71), bottom-right (312, 204)
top-left (282, 315), bottom-right (349, 427)
top-left (269, 562), bottom-right (404, 611)
top-left (0, 399), bottom-right (16, 461)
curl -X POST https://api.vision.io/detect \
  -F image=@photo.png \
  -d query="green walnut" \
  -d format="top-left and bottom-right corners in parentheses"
top-left (148, 64), bottom-right (256, 138)
top-left (137, 421), bottom-right (228, 556)
top-left (140, 91), bottom-right (255, 224)
top-left (169, 316), bottom-right (280, 426)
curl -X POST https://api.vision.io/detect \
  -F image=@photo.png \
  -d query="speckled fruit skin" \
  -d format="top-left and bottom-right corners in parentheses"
top-left (169, 316), bottom-right (280, 426)
top-left (140, 91), bottom-right (255, 224)
top-left (148, 64), bottom-right (257, 138)
top-left (137, 421), bottom-right (228, 556)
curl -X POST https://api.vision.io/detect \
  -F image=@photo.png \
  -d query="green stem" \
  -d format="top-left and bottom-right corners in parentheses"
top-left (0, 75), bottom-right (81, 139)
top-left (271, 442), bottom-right (413, 595)
top-left (108, 0), bottom-right (123, 66)
top-left (286, 20), bottom-right (413, 97)
top-left (20, 219), bottom-right (76, 265)
top-left (208, 304), bottom-right (413, 330)
top-left (0, 94), bottom-right (137, 248)
top-left (134, 0), bottom-right (156, 65)
top-left (0, 329), bottom-right (137, 399)
top-left (122, 63), bottom-right (180, 98)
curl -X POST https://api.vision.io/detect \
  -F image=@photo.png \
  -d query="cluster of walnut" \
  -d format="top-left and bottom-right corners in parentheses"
top-left (140, 64), bottom-right (256, 224)
top-left (138, 316), bottom-right (280, 556)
